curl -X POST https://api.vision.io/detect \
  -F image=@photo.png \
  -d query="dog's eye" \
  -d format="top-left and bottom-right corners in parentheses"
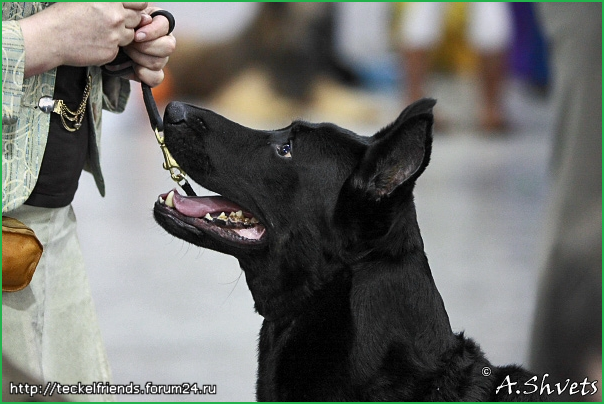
top-left (277, 142), bottom-right (292, 158)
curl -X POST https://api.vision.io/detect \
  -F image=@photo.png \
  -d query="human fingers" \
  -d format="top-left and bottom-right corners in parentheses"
top-left (123, 45), bottom-right (169, 72)
top-left (137, 13), bottom-right (153, 29)
top-left (135, 8), bottom-right (173, 42)
top-left (117, 27), bottom-right (136, 47)
top-left (85, 3), bottom-right (141, 46)
top-left (121, 7), bottom-right (146, 30)
top-left (132, 65), bottom-right (165, 88)
top-left (122, 3), bottom-right (148, 29)
top-left (122, 3), bottom-right (148, 11)
top-left (127, 34), bottom-right (176, 59)
top-left (123, 3), bottom-right (153, 29)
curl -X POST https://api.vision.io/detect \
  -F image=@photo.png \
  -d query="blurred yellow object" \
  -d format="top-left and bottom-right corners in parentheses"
top-left (395, 3), bottom-right (478, 75)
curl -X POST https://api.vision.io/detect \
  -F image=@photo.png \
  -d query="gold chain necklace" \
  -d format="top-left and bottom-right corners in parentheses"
top-left (51, 74), bottom-right (92, 132)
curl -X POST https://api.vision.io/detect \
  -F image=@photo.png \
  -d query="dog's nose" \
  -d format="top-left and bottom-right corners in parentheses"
top-left (164, 101), bottom-right (188, 125)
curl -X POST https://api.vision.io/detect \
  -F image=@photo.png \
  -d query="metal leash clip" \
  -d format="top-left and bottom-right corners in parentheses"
top-left (154, 126), bottom-right (185, 184)
top-left (142, 84), bottom-right (197, 197)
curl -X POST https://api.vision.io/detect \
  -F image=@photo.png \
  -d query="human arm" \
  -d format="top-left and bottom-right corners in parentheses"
top-left (18, 2), bottom-right (149, 78)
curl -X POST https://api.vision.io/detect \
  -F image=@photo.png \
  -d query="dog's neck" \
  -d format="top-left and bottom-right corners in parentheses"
top-left (349, 198), bottom-right (454, 341)
top-left (253, 199), bottom-right (457, 398)
top-left (244, 195), bottom-right (453, 345)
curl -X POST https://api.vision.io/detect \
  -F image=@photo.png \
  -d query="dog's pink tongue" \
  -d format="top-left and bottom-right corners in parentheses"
top-left (172, 190), bottom-right (244, 218)
top-left (233, 227), bottom-right (266, 240)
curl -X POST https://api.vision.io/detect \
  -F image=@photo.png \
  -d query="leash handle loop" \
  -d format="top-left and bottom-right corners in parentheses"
top-left (103, 10), bottom-right (175, 78)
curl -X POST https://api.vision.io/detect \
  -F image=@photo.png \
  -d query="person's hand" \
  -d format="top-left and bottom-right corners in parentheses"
top-left (115, 7), bottom-right (177, 87)
top-left (20, 2), bottom-right (149, 78)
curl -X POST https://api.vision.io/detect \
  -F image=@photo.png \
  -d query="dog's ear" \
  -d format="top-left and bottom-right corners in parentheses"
top-left (351, 98), bottom-right (436, 199)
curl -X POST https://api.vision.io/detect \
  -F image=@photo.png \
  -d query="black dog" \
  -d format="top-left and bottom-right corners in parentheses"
top-left (154, 99), bottom-right (546, 401)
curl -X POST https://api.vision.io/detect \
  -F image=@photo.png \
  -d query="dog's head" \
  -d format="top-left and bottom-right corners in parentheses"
top-left (154, 98), bottom-right (435, 318)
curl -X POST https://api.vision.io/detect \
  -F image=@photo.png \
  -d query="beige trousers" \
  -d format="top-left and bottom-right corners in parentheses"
top-left (2, 204), bottom-right (113, 401)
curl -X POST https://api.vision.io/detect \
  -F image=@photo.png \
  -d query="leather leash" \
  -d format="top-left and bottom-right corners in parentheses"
top-left (103, 10), bottom-right (197, 197)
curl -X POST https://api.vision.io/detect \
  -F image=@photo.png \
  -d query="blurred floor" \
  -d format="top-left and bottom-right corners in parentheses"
top-left (73, 75), bottom-right (553, 401)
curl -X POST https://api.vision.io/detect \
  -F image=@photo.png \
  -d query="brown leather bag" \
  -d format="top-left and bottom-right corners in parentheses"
top-left (2, 216), bottom-right (43, 292)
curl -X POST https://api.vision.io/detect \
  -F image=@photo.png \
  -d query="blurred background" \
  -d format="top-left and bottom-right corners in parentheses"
top-left (70, 3), bottom-right (601, 401)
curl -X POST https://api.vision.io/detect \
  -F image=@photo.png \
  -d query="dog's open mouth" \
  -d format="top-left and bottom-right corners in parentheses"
top-left (157, 188), bottom-right (267, 244)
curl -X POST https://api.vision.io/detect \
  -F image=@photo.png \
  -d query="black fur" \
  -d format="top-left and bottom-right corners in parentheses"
top-left (154, 99), bottom-right (547, 401)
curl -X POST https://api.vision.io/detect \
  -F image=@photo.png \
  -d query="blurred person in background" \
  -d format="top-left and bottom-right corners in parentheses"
top-left (2, 2), bottom-right (175, 401)
top-left (529, 3), bottom-right (602, 402)
top-left (399, 2), bottom-right (512, 132)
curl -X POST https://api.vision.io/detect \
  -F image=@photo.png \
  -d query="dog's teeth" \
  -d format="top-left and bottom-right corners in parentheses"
top-left (159, 196), bottom-right (165, 204)
top-left (215, 212), bottom-right (229, 224)
top-left (165, 191), bottom-right (175, 208)
top-left (228, 211), bottom-right (247, 224)
top-left (228, 212), bottom-right (241, 223)
top-left (199, 210), bottom-right (260, 228)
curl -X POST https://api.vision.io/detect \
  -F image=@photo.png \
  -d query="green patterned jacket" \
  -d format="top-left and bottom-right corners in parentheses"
top-left (2, 2), bottom-right (131, 213)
